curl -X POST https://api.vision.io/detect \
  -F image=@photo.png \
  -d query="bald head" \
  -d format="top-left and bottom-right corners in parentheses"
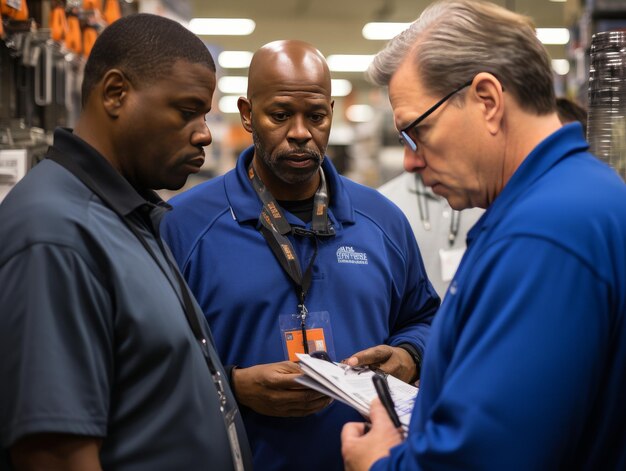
top-left (238, 39), bottom-right (334, 201)
top-left (247, 40), bottom-right (331, 100)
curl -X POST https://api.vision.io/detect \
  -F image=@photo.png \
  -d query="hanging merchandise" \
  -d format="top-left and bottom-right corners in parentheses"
top-left (1, 0), bottom-right (133, 176)
top-left (1, 1), bottom-right (81, 172)
top-left (80, 0), bottom-right (108, 57)
top-left (103, 0), bottom-right (120, 25)
top-left (64, 5), bottom-right (81, 53)
top-left (1, 28), bottom-right (61, 195)
top-left (82, 0), bottom-right (101, 9)
top-left (49, 3), bottom-right (68, 42)
top-left (1, 0), bottom-right (29, 21)
top-left (1, 0), bottom-right (29, 38)
top-left (81, 21), bottom-right (96, 56)
top-left (587, 30), bottom-right (626, 181)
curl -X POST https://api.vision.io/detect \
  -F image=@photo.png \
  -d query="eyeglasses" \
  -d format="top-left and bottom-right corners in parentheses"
top-left (399, 80), bottom-right (473, 152)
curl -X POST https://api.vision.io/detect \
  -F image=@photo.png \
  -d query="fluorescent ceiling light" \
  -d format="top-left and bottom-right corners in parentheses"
top-left (551, 59), bottom-right (570, 75)
top-left (346, 104), bottom-right (375, 123)
top-left (331, 79), bottom-right (352, 97)
top-left (327, 55), bottom-right (375, 72)
top-left (189, 18), bottom-right (255, 36)
top-left (218, 96), bottom-right (241, 114)
top-left (536, 28), bottom-right (570, 45)
top-left (218, 51), bottom-right (253, 68)
top-left (218, 76), bottom-right (248, 94)
top-left (362, 22), bottom-right (411, 40)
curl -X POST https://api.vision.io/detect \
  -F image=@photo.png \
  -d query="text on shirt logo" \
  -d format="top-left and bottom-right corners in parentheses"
top-left (336, 246), bottom-right (368, 265)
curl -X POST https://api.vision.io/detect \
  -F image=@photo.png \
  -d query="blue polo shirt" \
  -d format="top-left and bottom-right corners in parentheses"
top-left (0, 129), bottom-right (252, 470)
top-left (162, 146), bottom-right (439, 471)
top-left (374, 123), bottom-right (626, 470)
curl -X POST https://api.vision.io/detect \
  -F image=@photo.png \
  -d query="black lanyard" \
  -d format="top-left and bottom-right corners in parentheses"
top-left (248, 162), bottom-right (334, 353)
top-left (46, 146), bottom-right (228, 409)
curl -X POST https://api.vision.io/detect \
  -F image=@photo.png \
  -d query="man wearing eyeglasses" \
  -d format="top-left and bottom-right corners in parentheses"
top-left (342, 1), bottom-right (626, 470)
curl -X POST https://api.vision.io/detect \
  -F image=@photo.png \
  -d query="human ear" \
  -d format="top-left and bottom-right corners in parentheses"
top-left (101, 69), bottom-right (128, 118)
top-left (237, 97), bottom-right (253, 133)
top-left (472, 72), bottom-right (504, 135)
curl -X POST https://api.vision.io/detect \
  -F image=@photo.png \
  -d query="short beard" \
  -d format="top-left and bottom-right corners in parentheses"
top-left (252, 128), bottom-right (324, 185)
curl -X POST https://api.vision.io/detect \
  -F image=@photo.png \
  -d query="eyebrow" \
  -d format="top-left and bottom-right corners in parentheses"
top-left (172, 96), bottom-right (212, 110)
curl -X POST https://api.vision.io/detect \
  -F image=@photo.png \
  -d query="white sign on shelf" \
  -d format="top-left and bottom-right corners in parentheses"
top-left (0, 149), bottom-right (29, 203)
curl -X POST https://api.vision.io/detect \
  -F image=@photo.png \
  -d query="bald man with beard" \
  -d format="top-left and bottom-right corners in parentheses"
top-left (161, 40), bottom-right (439, 471)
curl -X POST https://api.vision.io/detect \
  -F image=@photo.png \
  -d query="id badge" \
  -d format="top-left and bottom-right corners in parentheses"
top-left (279, 310), bottom-right (336, 362)
top-left (225, 412), bottom-right (245, 471)
top-left (215, 373), bottom-right (245, 471)
top-left (439, 247), bottom-right (466, 282)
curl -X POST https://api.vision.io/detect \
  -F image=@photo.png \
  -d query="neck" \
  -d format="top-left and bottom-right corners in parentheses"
top-left (74, 115), bottom-right (121, 174)
top-left (499, 109), bottom-right (562, 189)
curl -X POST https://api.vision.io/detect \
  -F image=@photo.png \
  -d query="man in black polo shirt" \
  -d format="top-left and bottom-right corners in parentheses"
top-left (0, 14), bottom-right (252, 470)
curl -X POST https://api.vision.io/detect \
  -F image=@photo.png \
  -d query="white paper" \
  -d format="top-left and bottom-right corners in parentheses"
top-left (295, 353), bottom-right (418, 429)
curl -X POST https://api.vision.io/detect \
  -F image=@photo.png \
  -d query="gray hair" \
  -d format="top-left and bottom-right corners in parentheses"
top-left (367, 0), bottom-right (555, 114)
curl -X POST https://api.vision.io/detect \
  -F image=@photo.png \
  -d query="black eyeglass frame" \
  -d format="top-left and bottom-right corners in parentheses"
top-left (399, 79), bottom-right (473, 152)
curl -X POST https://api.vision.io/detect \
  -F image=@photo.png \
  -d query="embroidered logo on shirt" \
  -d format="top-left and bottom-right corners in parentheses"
top-left (336, 246), bottom-right (368, 265)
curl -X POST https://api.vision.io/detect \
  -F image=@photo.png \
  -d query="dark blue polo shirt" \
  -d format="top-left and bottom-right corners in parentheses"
top-left (0, 128), bottom-right (252, 470)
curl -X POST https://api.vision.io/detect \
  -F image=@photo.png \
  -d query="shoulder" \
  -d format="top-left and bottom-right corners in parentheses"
top-left (509, 153), bottom-right (626, 233)
top-left (340, 175), bottom-right (411, 231)
top-left (0, 161), bottom-right (95, 260)
top-left (490, 153), bottom-right (626, 279)
top-left (161, 173), bottom-right (231, 264)
top-left (165, 173), bottom-right (229, 226)
top-left (335, 175), bottom-right (419, 256)
top-left (168, 173), bottom-right (227, 209)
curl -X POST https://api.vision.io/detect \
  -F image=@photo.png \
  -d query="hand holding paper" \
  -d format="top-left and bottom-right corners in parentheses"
top-left (343, 344), bottom-right (417, 384)
top-left (295, 353), bottom-right (417, 430)
top-left (232, 360), bottom-right (332, 417)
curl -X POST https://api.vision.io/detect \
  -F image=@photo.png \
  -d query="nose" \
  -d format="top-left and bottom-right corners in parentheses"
top-left (287, 115), bottom-right (312, 144)
top-left (192, 118), bottom-right (212, 148)
top-left (403, 145), bottom-right (425, 173)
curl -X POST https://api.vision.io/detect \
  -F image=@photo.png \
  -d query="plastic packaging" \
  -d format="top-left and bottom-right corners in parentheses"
top-left (587, 30), bottom-right (626, 181)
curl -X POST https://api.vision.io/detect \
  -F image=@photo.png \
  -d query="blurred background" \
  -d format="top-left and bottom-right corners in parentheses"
top-left (1, 0), bottom-right (625, 200)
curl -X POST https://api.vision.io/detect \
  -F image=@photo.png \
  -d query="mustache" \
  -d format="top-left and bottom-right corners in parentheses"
top-left (276, 148), bottom-right (323, 161)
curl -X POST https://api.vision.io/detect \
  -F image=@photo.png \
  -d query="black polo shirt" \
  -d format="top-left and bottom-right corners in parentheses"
top-left (0, 128), bottom-right (251, 470)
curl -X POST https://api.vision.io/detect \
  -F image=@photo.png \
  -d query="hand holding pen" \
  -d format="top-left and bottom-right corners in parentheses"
top-left (372, 373), bottom-right (405, 438)
top-left (341, 389), bottom-right (405, 470)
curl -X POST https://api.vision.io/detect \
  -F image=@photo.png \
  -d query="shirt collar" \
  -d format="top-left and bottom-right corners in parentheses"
top-left (224, 145), bottom-right (355, 227)
top-left (51, 128), bottom-right (171, 229)
top-left (467, 122), bottom-right (589, 244)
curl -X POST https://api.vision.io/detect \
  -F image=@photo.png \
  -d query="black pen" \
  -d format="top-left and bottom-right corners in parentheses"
top-left (372, 373), bottom-right (403, 431)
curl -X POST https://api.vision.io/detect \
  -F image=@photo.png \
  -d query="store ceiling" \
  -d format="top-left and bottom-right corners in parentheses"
top-left (190, 0), bottom-right (570, 68)
top-left (188, 0), bottom-right (572, 122)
